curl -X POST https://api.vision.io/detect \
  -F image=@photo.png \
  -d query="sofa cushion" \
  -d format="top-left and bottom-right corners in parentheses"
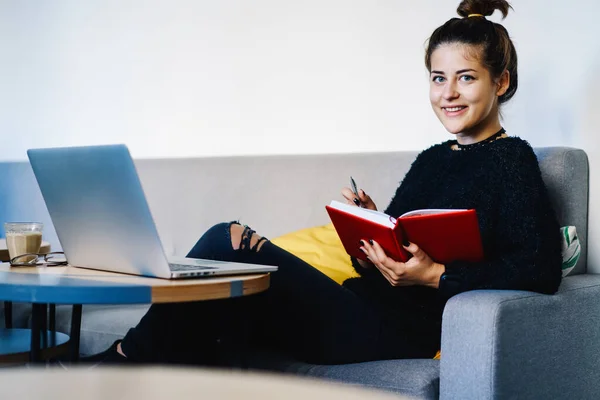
top-left (246, 350), bottom-right (439, 400)
top-left (271, 223), bottom-right (357, 284)
top-left (298, 359), bottom-right (439, 399)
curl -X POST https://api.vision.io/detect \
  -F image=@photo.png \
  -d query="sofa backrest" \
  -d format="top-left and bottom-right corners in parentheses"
top-left (535, 148), bottom-right (589, 274)
top-left (0, 147), bottom-right (588, 274)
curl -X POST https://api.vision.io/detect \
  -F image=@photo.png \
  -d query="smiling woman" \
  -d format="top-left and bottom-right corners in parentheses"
top-left (428, 43), bottom-right (509, 144)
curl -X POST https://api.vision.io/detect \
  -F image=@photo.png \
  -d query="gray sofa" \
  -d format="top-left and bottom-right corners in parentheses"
top-left (0, 147), bottom-right (596, 399)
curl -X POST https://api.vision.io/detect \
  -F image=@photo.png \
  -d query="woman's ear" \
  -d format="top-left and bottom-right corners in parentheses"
top-left (496, 70), bottom-right (510, 97)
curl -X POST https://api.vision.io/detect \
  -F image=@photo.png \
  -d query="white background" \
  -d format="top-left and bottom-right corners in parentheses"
top-left (1, 0), bottom-right (599, 270)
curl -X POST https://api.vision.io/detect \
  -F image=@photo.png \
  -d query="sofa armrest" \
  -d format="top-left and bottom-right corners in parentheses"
top-left (439, 274), bottom-right (600, 400)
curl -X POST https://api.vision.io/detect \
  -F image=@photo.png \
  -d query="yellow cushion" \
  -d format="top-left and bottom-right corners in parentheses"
top-left (270, 223), bottom-right (358, 284)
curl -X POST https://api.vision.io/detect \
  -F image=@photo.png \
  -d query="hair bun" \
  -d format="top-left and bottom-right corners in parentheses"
top-left (457, 0), bottom-right (512, 19)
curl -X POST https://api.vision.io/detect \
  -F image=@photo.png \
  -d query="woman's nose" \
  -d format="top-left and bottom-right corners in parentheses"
top-left (442, 81), bottom-right (459, 100)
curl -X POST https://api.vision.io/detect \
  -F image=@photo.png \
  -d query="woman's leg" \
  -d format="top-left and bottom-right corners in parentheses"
top-left (225, 240), bottom-right (431, 364)
top-left (120, 222), bottom-right (427, 365)
top-left (119, 222), bottom-right (255, 364)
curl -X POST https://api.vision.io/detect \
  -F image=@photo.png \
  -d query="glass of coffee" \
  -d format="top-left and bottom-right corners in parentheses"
top-left (4, 222), bottom-right (44, 264)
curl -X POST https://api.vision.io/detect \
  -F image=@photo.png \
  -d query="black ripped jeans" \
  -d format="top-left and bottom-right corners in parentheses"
top-left (120, 222), bottom-right (433, 365)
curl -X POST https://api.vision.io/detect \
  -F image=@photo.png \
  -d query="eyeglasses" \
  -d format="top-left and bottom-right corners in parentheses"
top-left (9, 252), bottom-right (68, 267)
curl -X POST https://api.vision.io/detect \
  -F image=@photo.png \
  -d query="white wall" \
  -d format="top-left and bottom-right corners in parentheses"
top-left (1, 0), bottom-right (599, 269)
top-left (3, 0), bottom-right (592, 160)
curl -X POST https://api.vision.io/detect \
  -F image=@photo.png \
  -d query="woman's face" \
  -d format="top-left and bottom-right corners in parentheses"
top-left (429, 43), bottom-right (508, 143)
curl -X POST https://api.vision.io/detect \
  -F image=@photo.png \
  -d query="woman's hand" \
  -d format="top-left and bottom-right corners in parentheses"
top-left (359, 239), bottom-right (445, 288)
top-left (341, 187), bottom-right (377, 210)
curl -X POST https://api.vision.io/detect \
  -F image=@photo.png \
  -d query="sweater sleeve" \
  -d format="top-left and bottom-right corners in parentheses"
top-left (439, 146), bottom-right (563, 299)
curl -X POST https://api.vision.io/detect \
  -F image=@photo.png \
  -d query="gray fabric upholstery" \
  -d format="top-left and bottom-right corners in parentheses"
top-left (536, 148), bottom-right (589, 274)
top-left (440, 274), bottom-right (600, 400)
top-left (0, 146), bottom-right (593, 399)
top-left (247, 352), bottom-right (439, 399)
top-left (295, 359), bottom-right (439, 399)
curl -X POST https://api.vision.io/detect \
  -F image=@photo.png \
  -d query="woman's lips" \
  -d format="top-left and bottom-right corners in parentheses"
top-left (442, 106), bottom-right (467, 117)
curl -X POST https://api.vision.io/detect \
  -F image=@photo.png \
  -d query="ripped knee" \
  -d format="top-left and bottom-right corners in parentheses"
top-left (229, 222), bottom-right (268, 253)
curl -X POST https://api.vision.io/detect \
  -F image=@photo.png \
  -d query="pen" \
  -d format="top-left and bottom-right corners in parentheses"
top-left (350, 176), bottom-right (362, 207)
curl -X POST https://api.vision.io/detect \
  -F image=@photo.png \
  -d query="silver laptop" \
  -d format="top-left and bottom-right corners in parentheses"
top-left (27, 144), bottom-right (278, 279)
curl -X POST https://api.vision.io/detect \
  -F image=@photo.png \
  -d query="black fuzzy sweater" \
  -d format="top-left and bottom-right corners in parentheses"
top-left (343, 137), bottom-right (563, 356)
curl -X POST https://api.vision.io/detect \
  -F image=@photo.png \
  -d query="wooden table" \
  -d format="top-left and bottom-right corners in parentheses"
top-left (0, 367), bottom-right (407, 400)
top-left (0, 263), bottom-right (270, 362)
top-left (0, 238), bottom-right (51, 262)
top-left (0, 263), bottom-right (270, 304)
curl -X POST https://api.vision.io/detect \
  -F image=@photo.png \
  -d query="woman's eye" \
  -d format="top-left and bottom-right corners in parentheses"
top-left (432, 76), bottom-right (445, 83)
top-left (460, 75), bottom-right (475, 82)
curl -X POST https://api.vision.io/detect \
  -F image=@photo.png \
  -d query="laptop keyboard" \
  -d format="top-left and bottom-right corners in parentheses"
top-left (169, 263), bottom-right (218, 271)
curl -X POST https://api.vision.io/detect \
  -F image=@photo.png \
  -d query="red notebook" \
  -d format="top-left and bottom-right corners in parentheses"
top-left (325, 200), bottom-right (484, 264)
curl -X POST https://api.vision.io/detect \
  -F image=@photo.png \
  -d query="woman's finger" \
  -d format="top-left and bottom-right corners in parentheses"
top-left (341, 187), bottom-right (361, 206)
top-left (360, 240), bottom-right (377, 262)
top-left (371, 260), bottom-right (397, 286)
top-left (358, 189), bottom-right (377, 210)
top-left (404, 241), bottom-right (425, 261)
top-left (361, 241), bottom-right (385, 271)
top-left (369, 240), bottom-right (402, 278)
top-left (370, 240), bottom-right (388, 262)
top-left (363, 240), bottom-right (399, 284)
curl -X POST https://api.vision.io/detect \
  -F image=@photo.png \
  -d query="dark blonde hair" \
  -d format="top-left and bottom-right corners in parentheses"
top-left (425, 0), bottom-right (518, 104)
